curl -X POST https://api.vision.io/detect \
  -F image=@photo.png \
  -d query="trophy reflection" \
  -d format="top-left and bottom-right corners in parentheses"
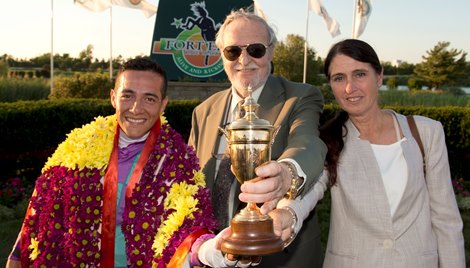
top-left (218, 87), bottom-right (284, 256)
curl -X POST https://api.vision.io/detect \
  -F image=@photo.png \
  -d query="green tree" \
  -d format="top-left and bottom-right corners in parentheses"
top-left (413, 41), bottom-right (467, 90)
top-left (397, 62), bottom-right (415, 75)
top-left (407, 77), bottom-right (425, 91)
top-left (272, 34), bottom-right (321, 85)
top-left (30, 53), bottom-right (51, 68)
top-left (456, 61), bottom-right (470, 87)
top-left (54, 53), bottom-right (74, 71)
top-left (382, 61), bottom-right (396, 75)
top-left (76, 44), bottom-right (94, 70)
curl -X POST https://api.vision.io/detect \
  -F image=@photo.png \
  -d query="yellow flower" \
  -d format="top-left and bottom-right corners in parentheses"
top-left (164, 182), bottom-right (198, 209)
top-left (43, 114), bottom-right (167, 172)
top-left (160, 113), bottom-right (168, 125)
top-left (192, 171), bottom-right (206, 186)
top-left (151, 181), bottom-right (200, 258)
top-left (43, 115), bottom-right (117, 171)
top-left (29, 237), bottom-right (40, 261)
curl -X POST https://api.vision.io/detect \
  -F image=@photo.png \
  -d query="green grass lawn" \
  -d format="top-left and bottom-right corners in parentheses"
top-left (1, 196), bottom-right (469, 267)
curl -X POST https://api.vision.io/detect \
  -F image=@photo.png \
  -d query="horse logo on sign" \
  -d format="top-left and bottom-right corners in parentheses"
top-left (152, 1), bottom-right (224, 78)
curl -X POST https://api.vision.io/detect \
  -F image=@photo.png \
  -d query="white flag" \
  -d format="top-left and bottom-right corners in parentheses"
top-left (253, 0), bottom-right (268, 21)
top-left (309, 0), bottom-right (341, 37)
top-left (74, 0), bottom-right (157, 18)
top-left (353, 0), bottom-right (372, 38)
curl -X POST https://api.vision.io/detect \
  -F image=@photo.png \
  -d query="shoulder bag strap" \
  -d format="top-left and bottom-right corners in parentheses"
top-left (407, 115), bottom-right (426, 177)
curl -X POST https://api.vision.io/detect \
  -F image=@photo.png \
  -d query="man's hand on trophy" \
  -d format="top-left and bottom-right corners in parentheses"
top-left (197, 227), bottom-right (263, 267)
top-left (239, 161), bottom-right (291, 214)
top-left (223, 254), bottom-right (262, 267)
top-left (197, 228), bottom-right (230, 267)
top-left (216, 230), bottom-right (263, 267)
top-left (268, 208), bottom-right (295, 241)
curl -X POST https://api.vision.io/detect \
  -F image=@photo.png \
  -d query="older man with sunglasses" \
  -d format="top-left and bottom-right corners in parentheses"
top-left (189, 8), bottom-right (327, 268)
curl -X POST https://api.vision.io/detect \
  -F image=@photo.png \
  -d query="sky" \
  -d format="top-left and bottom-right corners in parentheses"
top-left (1, 0), bottom-right (469, 64)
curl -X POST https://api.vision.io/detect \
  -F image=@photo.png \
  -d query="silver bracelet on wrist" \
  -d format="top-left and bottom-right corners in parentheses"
top-left (282, 206), bottom-right (298, 248)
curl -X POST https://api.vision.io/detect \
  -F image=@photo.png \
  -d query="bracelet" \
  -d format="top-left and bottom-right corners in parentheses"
top-left (282, 206), bottom-right (298, 248)
top-left (280, 161), bottom-right (302, 200)
top-left (281, 161), bottom-right (296, 181)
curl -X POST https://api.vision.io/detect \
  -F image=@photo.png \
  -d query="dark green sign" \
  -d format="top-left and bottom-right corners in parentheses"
top-left (150, 0), bottom-right (252, 81)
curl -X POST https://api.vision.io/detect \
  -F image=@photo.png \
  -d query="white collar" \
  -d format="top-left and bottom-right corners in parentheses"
top-left (230, 83), bottom-right (265, 115)
top-left (118, 129), bottom-right (149, 148)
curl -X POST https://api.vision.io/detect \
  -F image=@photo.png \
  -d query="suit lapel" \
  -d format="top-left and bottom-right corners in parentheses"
top-left (391, 115), bottom-right (427, 238)
top-left (345, 121), bottom-right (393, 232)
top-left (207, 89), bottom-right (231, 150)
top-left (204, 90), bottom-right (232, 188)
top-left (258, 76), bottom-right (284, 125)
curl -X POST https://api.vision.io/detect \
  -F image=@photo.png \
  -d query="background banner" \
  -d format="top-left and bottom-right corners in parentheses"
top-left (150, 0), bottom-right (252, 81)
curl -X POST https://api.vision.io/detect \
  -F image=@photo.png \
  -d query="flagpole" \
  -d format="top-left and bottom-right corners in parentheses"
top-left (50, 0), bottom-right (54, 90)
top-left (109, 7), bottom-right (113, 80)
top-left (352, 0), bottom-right (358, 38)
top-left (303, 0), bottom-right (309, 83)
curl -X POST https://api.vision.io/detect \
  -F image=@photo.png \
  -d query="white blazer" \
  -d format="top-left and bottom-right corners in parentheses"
top-left (286, 112), bottom-right (465, 268)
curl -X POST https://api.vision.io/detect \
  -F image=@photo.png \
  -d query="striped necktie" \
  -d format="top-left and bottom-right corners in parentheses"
top-left (237, 100), bottom-right (246, 119)
top-left (212, 151), bottom-right (235, 230)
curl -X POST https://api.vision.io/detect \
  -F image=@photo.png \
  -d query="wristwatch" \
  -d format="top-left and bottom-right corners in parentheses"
top-left (281, 161), bottom-right (304, 200)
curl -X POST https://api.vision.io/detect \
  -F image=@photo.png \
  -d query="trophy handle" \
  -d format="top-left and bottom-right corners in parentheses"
top-left (218, 126), bottom-right (229, 141)
top-left (271, 125), bottom-right (281, 146)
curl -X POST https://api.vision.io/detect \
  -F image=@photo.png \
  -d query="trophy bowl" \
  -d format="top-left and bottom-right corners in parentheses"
top-left (218, 94), bottom-right (284, 256)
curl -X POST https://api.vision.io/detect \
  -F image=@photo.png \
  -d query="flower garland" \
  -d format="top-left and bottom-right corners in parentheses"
top-left (43, 115), bottom-right (116, 171)
top-left (20, 115), bottom-right (217, 267)
top-left (121, 120), bottom-right (217, 267)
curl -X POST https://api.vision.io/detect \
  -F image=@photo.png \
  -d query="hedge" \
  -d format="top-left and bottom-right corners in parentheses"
top-left (0, 100), bottom-right (468, 183)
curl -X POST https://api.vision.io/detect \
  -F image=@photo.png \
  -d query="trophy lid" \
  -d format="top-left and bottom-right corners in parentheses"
top-left (226, 87), bottom-right (274, 131)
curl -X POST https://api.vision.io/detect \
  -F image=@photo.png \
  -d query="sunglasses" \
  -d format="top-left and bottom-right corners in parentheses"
top-left (222, 43), bottom-right (270, 61)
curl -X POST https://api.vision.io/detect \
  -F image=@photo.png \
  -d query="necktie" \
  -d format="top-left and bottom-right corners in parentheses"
top-left (237, 100), bottom-right (246, 119)
top-left (211, 99), bottom-right (245, 229)
top-left (212, 152), bottom-right (235, 230)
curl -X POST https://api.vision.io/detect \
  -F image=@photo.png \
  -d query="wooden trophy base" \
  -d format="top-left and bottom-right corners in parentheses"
top-left (221, 216), bottom-right (284, 256)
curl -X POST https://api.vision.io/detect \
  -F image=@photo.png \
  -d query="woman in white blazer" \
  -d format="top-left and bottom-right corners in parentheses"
top-left (279, 39), bottom-right (465, 268)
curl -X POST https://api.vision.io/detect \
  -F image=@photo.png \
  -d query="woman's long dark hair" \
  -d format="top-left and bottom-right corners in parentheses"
top-left (320, 110), bottom-right (348, 186)
top-left (320, 39), bottom-right (382, 186)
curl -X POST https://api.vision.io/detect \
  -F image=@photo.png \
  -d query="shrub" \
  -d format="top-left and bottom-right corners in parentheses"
top-left (447, 87), bottom-right (466, 96)
top-left (0, 78), bottom-right (49, 102)
top-left (318, 84), bottom-right (335, 104)
top-left (379, 90), bottom-right (470, 107)
top-left (458, 197), bottom-right (470, 211)
top-left (0, 198), bottom-right (29, 222)
top-left (0, 178), bottom-right (28, 207)
top-left (35, 68), bottom-right (50, 78)
top-left (0, 100), bottom-right (468, 184)
top-left (0, 60), bottom-right (8, 78)
top-left (49, 72), bottom-right (113, 99)
top-left (386, 76), bottom-right (397, 90)
top-left (453, 177), bottom-right (470, 211)
top-left (0, 205), bottom-right (15, 221)
top-left (452, 177), bottom-right (470, 197)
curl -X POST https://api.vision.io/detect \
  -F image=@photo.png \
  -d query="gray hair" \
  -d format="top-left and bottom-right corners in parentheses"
top-left (215, 9), bottom-right (277, 49)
